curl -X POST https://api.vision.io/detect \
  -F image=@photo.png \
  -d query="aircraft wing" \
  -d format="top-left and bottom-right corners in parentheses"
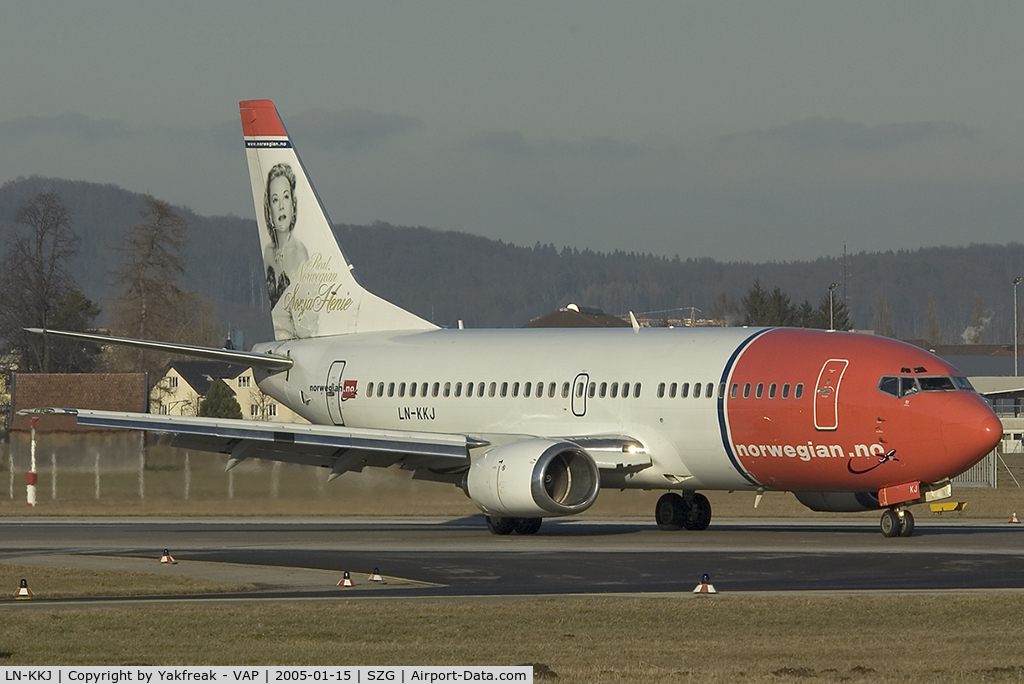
top-left (19, 409), bottom-right (652, 482)
top-left (23, 408), bottom-right (474, 480)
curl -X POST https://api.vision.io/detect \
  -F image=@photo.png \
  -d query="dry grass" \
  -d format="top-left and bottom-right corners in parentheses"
top-left (0, 563), bottom-right (254, 598)
top-left (3, 595), bottom-right (1024, 682)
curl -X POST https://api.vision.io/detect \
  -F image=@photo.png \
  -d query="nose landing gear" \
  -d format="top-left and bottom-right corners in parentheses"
top-left (880, 507), bottom-right (915, 537)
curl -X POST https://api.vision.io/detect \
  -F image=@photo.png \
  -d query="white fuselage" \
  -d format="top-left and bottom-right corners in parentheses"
top-left (254, 326), bottom-right (764, 492)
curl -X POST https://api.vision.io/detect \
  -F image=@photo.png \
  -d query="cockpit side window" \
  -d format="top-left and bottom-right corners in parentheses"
top-left (879, 375), bottom-right (970, 397)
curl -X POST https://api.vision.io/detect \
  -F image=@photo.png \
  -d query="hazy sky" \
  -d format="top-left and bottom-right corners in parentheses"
top-left (3, 2), bottom-right (1023, 261)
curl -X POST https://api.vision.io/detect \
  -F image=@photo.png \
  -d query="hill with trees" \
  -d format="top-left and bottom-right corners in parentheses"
top-left (1, 175), bottom-right (1022, 348)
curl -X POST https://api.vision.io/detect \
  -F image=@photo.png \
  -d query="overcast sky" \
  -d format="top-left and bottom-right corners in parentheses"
top-left (3, 2), bottom-right (1023, 262)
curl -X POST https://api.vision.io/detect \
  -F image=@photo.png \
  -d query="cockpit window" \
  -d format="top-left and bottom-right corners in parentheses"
top-left (878, 375), bottom-right (972, 397)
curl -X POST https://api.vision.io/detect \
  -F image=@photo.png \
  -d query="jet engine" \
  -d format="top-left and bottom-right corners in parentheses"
top-left (464, 439), bottom-right (600, 518)
top-left (794, 491), bottom-right (880, 512)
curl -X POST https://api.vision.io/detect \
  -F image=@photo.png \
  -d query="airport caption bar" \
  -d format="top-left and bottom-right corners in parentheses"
top-left (0, 668), bottom-right (531, 684)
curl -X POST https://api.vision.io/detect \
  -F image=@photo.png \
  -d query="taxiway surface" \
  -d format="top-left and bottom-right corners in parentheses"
top-left (3, 516), bottom-right (1024, 602)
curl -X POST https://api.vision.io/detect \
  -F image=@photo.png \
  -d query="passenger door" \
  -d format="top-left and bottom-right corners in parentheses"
top-left (814, 359), bottom-right (848, 431)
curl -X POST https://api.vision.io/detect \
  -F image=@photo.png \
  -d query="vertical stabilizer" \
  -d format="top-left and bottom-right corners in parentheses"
top-left (239, 100), bottom-right (437, 339)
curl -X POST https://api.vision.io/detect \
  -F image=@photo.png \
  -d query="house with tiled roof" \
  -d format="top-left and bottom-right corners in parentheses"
top-left (150, 361), bottom-right (308, 424)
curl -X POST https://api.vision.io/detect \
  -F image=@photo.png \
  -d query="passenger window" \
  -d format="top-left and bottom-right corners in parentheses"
top-left (388, 382), bottom-right (395, 398)
top-left (399, 383), bottom-right (407, 397)
top-left (524, 382), bottom-right (532, 397)
top-left (537, 382), bottom-right (545, 398)
top-left (693, 382), bottom-right (702, 398)
top-left (443, 382), bottom-right (451, 398)
top-left (795, 383), bottom-right (804, 399)
top-left (548, 382), bottom-right (557, 398)
top-left (500, 382), bottom-right (508, 397)
top-left (669, 382), bottom-right (677, 398)
top-left (467, 382), bottom-right (474, 398)
top-left (512, 382), bottom-right (519, 397)
top-left (769, 383), bottom-right (777, 398)
top-left (422, 383), bottom-right (429, 398)
top-left (377, 383), bottom-right (384, 397)
top-left (622, 382), bottom-right (630, 398)
top-left (576, 382), bottom-right (585, 398)
top-left (611, 382), bottom-right (619, 398)
top-left (755, 383), bottom-right (763, 399)
top-left (455, 382), bottom-right (462, 397)
top-left (658, 382), bottom-right (665, 398)
top-left (588, 382), bottom-right (596, 398)
top-left (743, 383), bottom-right (750, 398)
top-left (681, 383), bottom-right (689, 398)
top-left (706, 383), bottom-right (714, 399)
top-left (730, 383), bottom-right (738, 398)
top-left (782, 383), bottom-right (790, 398)
top-left (409, 382), bottom-right (416, 397)
top-left (600, 382), bottom-right (608, 398)
top-left (366, 382), bottom-right (374, 398)
top-left (561, 382), bottom-right (570, 398)
top-left (635, 383), bottom-right (642, 398)
top-left (489, 382), bottom-right (497, 398)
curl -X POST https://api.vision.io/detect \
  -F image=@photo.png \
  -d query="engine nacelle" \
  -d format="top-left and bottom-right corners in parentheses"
top-left (794, 491), bottom-right (880, 512)
top-left (464, 439), bottom-right (600, 518)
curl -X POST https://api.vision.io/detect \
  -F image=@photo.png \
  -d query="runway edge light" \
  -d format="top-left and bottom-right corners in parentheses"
top-left (1010, 512), bottom-right (1021, 524)
top-left (160, 549), bottom-right (177, 564)
top-left (693, 573), bottom-right (717, 594)
top-left (338, 571), bottom-right (354, 588)
top-left (15, 579), bottom-right (33, 599)
top-left (368, 567), bottom-right (383, 582)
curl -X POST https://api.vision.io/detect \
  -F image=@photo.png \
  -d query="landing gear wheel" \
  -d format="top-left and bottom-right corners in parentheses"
top-left (486, 516), bottom-right (516, 535)
top-left (655, 493), bottom-right (685, 531)
top-left (684, 493), bottom-right (712, 531)
top-left (513, 517), bottom-right (543, 535)
top-left (880, 509), bottom-right (900, 537)
top-left (898, 510), bottom-right (915, 537)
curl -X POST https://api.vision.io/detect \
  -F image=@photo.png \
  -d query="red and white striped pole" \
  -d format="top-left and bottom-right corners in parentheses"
top-left (26, 417), bottom-right (38, 507)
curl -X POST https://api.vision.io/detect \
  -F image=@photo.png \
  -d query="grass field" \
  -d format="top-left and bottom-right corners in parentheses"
top-left (4, 594), bottom-right (1024, 682)
top-left (4, 447), bottom-right (1024, 519)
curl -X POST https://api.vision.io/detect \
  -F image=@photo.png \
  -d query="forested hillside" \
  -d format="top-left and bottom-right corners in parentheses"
top-left (1, 176), bottom-right (1022, 346)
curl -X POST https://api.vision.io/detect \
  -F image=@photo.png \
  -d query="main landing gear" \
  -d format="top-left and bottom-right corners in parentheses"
top-left (486, 516), bottom-right (543, 535)
top-left (880, 508), bottom-right (915, 537)
top-left (655, 492), bottom-right (712, 531)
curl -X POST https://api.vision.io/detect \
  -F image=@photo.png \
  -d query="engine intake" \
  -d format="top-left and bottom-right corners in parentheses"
top-left (465, 439), bottom-right (600, 517)
top-left (794, 491), bottom-right (880, 512)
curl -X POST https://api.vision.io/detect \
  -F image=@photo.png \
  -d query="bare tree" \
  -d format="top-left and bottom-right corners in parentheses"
top-left (0, 192), bottom-right (99, 372)
top-left (926, 293), bottom-right (942, 345)
top-left (106, 195), bottom-right (220, 376)
top-left (873, 290), bottom-right (894, 338)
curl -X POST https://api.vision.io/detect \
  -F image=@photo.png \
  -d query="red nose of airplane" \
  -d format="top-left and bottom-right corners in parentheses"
top-left (940, 396), bottom-right (1003, 477)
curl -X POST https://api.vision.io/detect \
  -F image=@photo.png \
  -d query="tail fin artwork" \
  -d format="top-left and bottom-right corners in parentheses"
top-left (240, 100), bottom-right (436, 340)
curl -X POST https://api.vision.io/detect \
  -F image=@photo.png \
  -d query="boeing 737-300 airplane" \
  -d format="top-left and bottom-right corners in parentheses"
top-left (28, 100), bottom-right (1003, 537)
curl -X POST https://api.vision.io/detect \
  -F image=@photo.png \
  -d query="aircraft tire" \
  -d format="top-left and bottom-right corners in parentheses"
top-left (486, 516), bottom-right (516, 535)
top-left (685, 493), bottom-right (712, 531)
top-left (880, 509), bottom-right (900, 537)
top-left (898, 510), bottom-right (915, 537)
top-left (513, 517), bottom-right (543, 535)
top-left (655, 493), bottom-right (685, 531)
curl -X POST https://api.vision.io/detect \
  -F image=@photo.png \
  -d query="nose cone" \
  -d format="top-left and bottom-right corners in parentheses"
top-left (941, 396), bottom-right (1002, 477)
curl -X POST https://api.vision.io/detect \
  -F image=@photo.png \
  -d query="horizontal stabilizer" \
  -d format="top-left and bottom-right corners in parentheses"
top-left (25, 328), bottom-right (293, 372)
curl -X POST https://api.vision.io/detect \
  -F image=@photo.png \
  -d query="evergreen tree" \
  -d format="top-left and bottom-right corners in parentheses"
top-left (198, 379), bottom-right (243, 419)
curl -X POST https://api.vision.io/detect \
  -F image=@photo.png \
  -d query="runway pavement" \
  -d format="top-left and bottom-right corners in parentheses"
top-left (3, 516), bottom-right (1024, 604)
